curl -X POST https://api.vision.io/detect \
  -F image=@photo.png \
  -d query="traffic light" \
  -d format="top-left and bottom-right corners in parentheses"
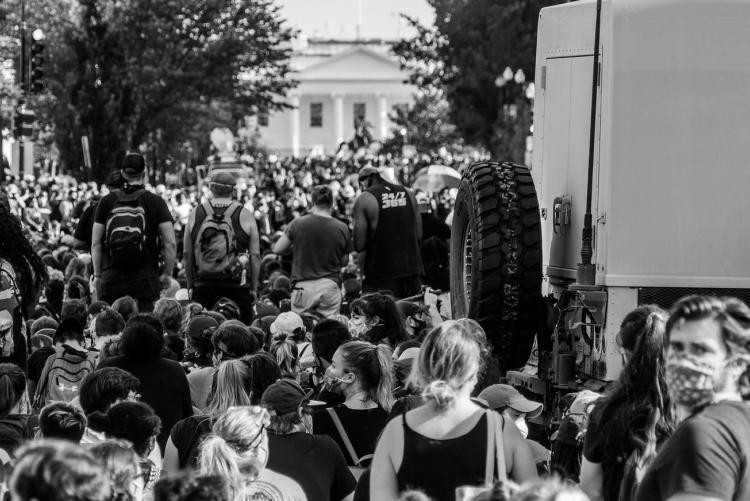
top-left (13, 108), bottom-right (35, 139)
top-left (30, 37), bottom-right (45, 94)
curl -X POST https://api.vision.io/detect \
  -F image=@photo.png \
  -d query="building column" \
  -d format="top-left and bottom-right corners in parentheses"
top-left (290, 94), bottom-right (300, 157)
top-left (377, 94), bottom-right (389, 140)
top-left (333, 92), bottom-right (345, 147)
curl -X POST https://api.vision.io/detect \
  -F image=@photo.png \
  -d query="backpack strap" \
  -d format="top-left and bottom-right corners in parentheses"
top-left (327, 407), bottom-right (363, 466)
top-left (484, 410), bottom-right (507, 486)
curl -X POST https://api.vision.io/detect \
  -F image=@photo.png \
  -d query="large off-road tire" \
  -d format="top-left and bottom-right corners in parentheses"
top-left (450, 161), bottom-right (543, 374)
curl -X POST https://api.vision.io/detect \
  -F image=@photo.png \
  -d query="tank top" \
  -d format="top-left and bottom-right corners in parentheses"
top-left (397, 412), bottom-right (493, 501)
top-left (363, 182), bottom-right (424, 283)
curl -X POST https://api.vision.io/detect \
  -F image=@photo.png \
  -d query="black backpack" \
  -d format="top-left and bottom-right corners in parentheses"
top-left (104, 189), bottom-right (147, 268)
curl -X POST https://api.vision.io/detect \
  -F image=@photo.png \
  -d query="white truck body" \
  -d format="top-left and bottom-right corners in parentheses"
top-left (531, 0), bottom-right (750, 379)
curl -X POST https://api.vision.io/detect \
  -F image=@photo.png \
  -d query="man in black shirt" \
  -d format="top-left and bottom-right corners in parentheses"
top-left (91, 153), bottom-right (175, 312)
top-left (352, 167), bottom-right (423, 298)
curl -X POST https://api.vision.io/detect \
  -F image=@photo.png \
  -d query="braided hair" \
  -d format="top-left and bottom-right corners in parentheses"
top-left (0, 203), bottom-right (47, 314)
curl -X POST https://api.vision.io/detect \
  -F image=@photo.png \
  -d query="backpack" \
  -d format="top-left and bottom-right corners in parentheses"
top-left (104, 189), bottom-right (147, 268)
top-left (34, 345), bottom-right (97, 407)
top-left (193, 202), bottom-right (243, 281)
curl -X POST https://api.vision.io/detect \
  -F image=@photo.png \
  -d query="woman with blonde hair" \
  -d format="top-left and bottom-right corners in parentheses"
top-left (313, 341), bottom-right (393, 471)
top-left (163, 358), bottom-right (256, 472)
top-left (370, 319), bottom-right (537, 501)
top-left (198, 406), bottom-right (305, 501)
top-left (270, 333), bottom-right (299, 380)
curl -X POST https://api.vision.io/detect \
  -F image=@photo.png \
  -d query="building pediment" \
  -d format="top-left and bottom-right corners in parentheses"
top-left (295, 47), bottom-right (407, 82)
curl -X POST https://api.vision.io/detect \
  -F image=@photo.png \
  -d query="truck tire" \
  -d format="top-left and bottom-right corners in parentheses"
top-left (450, 161), bottom-right (543, 373)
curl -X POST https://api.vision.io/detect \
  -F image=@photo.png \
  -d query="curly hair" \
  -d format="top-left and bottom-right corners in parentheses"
top-left (0, 203), bottom-right (47, 314)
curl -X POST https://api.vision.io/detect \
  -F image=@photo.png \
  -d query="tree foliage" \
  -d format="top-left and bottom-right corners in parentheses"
top-left (5, 0), bottom-right (295, 181)
top-left (394, 0), bottom-right (562, 162)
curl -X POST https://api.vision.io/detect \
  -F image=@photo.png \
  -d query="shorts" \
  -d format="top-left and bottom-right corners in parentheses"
top-left (291, 278), bottom-right (342, 319)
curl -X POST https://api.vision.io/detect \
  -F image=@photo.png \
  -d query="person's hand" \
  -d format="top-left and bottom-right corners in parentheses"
top-left (423, 288), bottom-right (439, 309)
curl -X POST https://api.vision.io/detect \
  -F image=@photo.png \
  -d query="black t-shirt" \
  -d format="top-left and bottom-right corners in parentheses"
top-left (312, 405), bottom-right (389, 467)
top-left (27, 346), bottom-right (55, 383)
top-left (94, 187), bottom-right (172, 274)
top-left (267, 431), bottom-right (356, 501)
top-left (285, 214), bottom-right (351, 284)
top-left (73, 202), bottom-right (97, 250)
top-left (636, 401), bottom-right (750, 501)
top-left (97, 355), bottom-right (193, 451)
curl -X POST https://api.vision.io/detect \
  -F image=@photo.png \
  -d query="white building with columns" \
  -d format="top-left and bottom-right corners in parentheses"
top-left (257, 40), bottom-right (415, 156)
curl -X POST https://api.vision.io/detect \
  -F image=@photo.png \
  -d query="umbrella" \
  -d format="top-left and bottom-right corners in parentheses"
top-left (412, 165), bottom-right (461, 193)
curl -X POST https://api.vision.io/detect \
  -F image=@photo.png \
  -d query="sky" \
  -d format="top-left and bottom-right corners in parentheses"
top-left (277, 0), bottom-right (435, 41)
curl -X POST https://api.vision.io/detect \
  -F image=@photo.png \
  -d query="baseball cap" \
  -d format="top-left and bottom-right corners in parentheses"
top-left (261, 379), bottom-right (313, 415)
top-left (396, 300), bottom-right (429, 319)
top-left (477, 384), bottom-right (543, 418)
top-left (210, 170), bottom-right (236, 188)
top-left (186, 315), bottom-right (219, 342)
top-left (270, 311), bottom-right (304, 336)
top-left (121, 153), bottom-right (146, 177)
top-left (213, 298), bottom-right (241, 321)
top-left (358, 166), bottom-right (380, 180)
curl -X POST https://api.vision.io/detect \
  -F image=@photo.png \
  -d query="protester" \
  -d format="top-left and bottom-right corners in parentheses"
top-left (9, 440), bottom-right (112, 501)
top-left (348, 292), bottom-right (408, 348)
top-left (182, 314), bottom-right (220, 408)
top-left (352, 166), bottom-right (423, 298)
top-left (92, 152), bottom-right (176, 312)
top-left (78, 367), bottom-right (141, 446)
top-left (164, 358), bottom-right (253, 471)
top-left (198, 406), bottom-right (306, 500)
top-left (370, 320), bottom-right (537, 501)
top-left (89, 306), bottom-right (125, 356)
top-left (581, 305), bottom-right (674, 501)
top-left (154, 473), bottom-right (230, 501)
top-left (313, 341), bottom-right (393, 472)
top-left (98, 314), bottom-right (193, 451)
top-left (636, 296), bottom-right (750, 501)
top-left (262, 379), bottom-right (356, 501)
top-left (272, 185), bottom-right (351, 318)
top-left (184, 170), bottom-right (260, 324)
top-left (90, 439), bottom-right (147, 501)
top-left (38, 402), bottom-right (87, 443)
top-left (0, 363), bottom-right (33, 458)
top-left (88, 401), bottom-right (163, 498)
top-left (154, 297), bottom-right (186, 361)
top-left (0, 202), bottom-right (48, 370)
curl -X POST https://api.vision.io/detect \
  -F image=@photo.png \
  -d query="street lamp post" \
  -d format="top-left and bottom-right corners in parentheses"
top-left (18, 0), bottom-right (26, 177)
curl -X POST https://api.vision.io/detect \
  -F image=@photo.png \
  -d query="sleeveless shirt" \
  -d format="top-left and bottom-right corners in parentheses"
top-left (397, 412), bottom-right (495, 501)
top-left (363, 182), bottom-right (423, 283)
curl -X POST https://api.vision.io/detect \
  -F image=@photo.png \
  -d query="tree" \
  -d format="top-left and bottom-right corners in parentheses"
top-left (394, 0), bottom-right (562, 163)
top-left (12, 0), bottom-right (295, 182)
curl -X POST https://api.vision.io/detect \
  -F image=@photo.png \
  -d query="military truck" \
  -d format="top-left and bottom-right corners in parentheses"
top-left (450, 0), bottom-right (750, 418)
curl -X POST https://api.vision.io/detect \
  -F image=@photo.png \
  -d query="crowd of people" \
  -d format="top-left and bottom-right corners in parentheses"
top-left (0, 150), bottom-right (748, 501)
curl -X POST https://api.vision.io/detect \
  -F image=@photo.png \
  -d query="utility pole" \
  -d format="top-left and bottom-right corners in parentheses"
top-left (17, 0), bottom-right (26, 177)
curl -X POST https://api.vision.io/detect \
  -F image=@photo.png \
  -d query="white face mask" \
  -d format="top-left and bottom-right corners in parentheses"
top-left (515, 418), bottom-right (529, 439)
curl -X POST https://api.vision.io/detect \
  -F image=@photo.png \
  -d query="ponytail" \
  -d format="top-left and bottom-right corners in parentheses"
top-left (422, 380), bottom-right (457, 409)
top-left (198, 434), bottom-right (242, 486)
top-left (374, 344), bottom-right (394, 411)
top-left (339, 341), bottom-right (394, 411)
top-left (270, 333), bottom-right (299, 377)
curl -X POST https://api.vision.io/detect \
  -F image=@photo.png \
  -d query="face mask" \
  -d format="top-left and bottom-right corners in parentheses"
top-left (348, 318), bottom-right (369, 339)
top-left (666, 353), bottom-right (728, 409)
top-left (514, 418), bottom-right (529, 439)
top-left (323, 367), bottom-right (351, 391)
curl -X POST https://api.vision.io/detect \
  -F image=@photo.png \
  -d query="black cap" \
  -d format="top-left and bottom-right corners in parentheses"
top-left (121, 153), bottom-right (146, 177)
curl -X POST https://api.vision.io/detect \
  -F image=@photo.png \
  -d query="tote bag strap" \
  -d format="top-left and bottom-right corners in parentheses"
top-left (327, 407), bottom-right (361, 465)
top-left (484, 410), bottom-right (508, 486)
